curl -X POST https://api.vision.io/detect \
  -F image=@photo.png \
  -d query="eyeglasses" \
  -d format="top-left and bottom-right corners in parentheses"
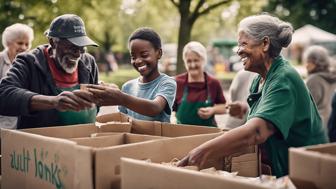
top-left (57, 38), bottom-right (86, 54)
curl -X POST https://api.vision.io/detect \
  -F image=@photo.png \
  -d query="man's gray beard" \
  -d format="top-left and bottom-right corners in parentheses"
top-left (59, 56), bottom-right (79, 74)
top-left (52, 49), bottom-right (79, 74)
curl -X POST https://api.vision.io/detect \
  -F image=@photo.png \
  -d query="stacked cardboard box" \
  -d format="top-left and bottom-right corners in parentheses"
top-left (1, 112), bottom-right (259, 189)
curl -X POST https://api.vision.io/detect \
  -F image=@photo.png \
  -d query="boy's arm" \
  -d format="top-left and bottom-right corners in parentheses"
top-left (87, 84), bottom-right (168, 116)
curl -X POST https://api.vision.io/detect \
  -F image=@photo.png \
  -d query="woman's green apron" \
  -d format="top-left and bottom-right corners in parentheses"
top-left (56, 85), bottom-right (96, 125)
top-left (176, 74), bottom-right (216, 127)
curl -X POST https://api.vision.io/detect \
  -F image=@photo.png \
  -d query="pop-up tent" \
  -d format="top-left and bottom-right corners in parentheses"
top-left (291, 24), bottom-right (336, 46)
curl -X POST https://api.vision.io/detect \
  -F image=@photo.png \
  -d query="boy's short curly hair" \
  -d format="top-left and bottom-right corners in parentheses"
top-left (128, 27), bottom-right (162, 50)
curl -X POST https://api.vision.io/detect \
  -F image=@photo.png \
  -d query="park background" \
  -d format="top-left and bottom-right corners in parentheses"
top-left (1, 0), bottom-right (336, 89)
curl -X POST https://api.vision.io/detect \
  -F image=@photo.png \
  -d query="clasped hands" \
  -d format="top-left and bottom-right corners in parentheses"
top-left (54, 83), bottom-right (120, 112)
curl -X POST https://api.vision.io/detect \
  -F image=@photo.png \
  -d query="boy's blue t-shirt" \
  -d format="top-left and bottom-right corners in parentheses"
top-left (118, 73), bottom-right (176, 122)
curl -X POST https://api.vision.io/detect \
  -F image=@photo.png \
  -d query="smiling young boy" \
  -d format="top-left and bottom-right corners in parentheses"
top-left (87, 28), bottom-right (176, 122)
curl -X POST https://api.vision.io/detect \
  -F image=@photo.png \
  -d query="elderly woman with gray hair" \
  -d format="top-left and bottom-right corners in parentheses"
top-left (173, 41), bottom-right (227, 127)
top-left (177, 14), bottom-right (327, 177)
top-left (0, 23), bottom-right (34, 129)
top-left (303, 45), bottom-right (336, 128)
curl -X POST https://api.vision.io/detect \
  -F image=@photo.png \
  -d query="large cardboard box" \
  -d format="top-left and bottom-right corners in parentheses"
top-left (1, 129), bottom-right (93, 189)
top-left (121, 157), bottom-right (267, 189)
top-left (289, 143), bottom-right (336, 189)
top-left (1, 128), bottom-right (224, 189)
top-left (2, 113), bottom-right (256, 189)
top-left (0, 130), bottom-right (165, 189)
top-left (93, 133), bottom-right (225, 189)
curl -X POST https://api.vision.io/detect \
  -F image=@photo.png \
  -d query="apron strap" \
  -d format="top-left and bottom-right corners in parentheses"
top-left (183, 73), bottom-right (212, 103)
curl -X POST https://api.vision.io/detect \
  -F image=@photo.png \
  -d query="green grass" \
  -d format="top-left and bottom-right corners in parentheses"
top-left (99, 68), bottom-right (138, 88)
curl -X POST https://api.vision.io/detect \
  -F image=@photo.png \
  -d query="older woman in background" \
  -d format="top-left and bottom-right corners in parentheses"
top-left (0, 23), bottom-right (34, 129)
top-left (178, 14), bottom-right (327, 177)
top-left (303, 45), bottom-right (336, 128)
top-left (173, 41), bottom-right (226, 127)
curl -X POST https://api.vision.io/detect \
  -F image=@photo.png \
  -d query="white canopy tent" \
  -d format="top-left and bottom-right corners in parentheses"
top-left (291, 24), bottom-right (336, 46)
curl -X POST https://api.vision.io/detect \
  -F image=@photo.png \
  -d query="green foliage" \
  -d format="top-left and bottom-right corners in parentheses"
top-left (263, 0), bottom-right (336, 33)
top-left (0, 0), bottom-right (265, 61)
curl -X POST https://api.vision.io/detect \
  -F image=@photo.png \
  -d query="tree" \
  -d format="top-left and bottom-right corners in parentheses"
top-left (263, 0), bottom-right (336, 33)
top-left (169, 0), bottom-right (232, 74)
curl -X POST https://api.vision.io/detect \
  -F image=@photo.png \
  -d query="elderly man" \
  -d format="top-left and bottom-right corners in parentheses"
top-left (0, 14), bottom-right (99, 129)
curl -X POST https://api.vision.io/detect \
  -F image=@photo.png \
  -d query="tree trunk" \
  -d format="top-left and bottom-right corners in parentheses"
top-left (176, 18), bottom-right (192, 74)
top-left (176, 0), bottom-right (193, 75)
top-left (103, 30), bottom-right (112, 52)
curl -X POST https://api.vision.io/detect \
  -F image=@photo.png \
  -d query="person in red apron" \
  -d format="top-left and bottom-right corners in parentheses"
top-left (173, 41), bottom-right (227, 127)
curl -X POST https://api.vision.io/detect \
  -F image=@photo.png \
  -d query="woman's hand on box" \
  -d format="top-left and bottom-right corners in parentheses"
top-left (177, 144), bottom-right (212, 169)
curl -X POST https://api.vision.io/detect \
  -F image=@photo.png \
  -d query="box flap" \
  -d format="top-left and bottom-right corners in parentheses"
top-left (125, 133), bottom-right (167, 143)
top-left (121, 158), bottom-right (267, 189)
top-left (21, 123), bottom-right (97, 138)
top-left (131, 119), bottom-right (162, 135)
top-left (95, 112), bottom-right (130, 123)
top-left (161, 123), bottom-right (221, 137)
top-left (69, 134), bottom-right (125, 147)
top-left (98, 123), bottom-right (131, 133)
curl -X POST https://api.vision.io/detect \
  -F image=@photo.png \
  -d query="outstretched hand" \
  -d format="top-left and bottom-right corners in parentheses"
top-left (53, 90), bottom-right (94, 112)
top-left (85, 84), bottom-right (122, 106)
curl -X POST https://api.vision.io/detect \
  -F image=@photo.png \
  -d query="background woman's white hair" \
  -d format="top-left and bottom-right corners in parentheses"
top-left (183, 41), bottom-right (207, 65)
top-left (2, 23), bottom-right (34, 49)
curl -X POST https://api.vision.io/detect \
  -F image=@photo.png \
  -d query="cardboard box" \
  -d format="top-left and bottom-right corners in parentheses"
top-left (2, 113), bottom-right (256, 189)
top-left (1, 130), bottom-right (167, 189)
top-left (1, 127), bottom-right (223, 189)
top-left (289, 143), bottom-right (336, 189)
top-left (93, 133), bottom-right (223, 189)
top-left (121, 158), bottom-right (267, 189)
top-left (1, 129), bottom-right (93, 189)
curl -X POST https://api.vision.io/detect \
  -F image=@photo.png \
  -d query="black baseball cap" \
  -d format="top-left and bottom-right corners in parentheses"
top-left (45, 14), bottom-right (98, 47)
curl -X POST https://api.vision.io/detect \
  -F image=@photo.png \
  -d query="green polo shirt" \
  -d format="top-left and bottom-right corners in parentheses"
top-left (247, 56), bottom-right (327, 177)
